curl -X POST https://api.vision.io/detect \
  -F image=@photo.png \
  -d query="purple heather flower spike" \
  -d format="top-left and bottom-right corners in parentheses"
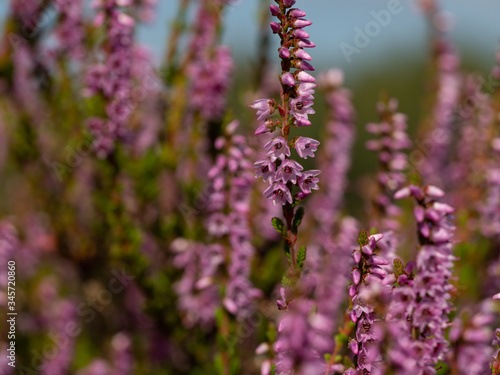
top-left (295, 137), bottom-right (320, 159)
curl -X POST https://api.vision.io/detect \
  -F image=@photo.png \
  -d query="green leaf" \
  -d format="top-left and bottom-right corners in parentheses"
top-left (292, 207), bottom-right (305, 234)
top-left (271, 217), bottom-right (286, 236)
top-left (296, 246), bottom-right (307, 270)
top-left (393, 258), bottom-right (404, 276)
top-left (283, 242), bottom-right (291, 260)
top-left (324, 353), bottom-right (331, 362)
top-left (281, 275), bottom-right (292, 287)
top-left (357, 229), bottom-right (369, 246)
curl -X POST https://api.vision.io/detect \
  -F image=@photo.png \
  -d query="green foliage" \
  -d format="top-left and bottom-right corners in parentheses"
top-left (271, 217), bottom-right (286, 236)
top-left (393, 258), bottom-right (405, 276)
top-left (292, 206), bottom-right (305, 234)
top-left (357, 229), bottom-right (369, 247)
top-left (296, 246), bottom-right (306, 270)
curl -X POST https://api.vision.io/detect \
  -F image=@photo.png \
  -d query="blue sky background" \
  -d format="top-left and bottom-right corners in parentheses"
top-left (1, 1), bottom-right (500, 83)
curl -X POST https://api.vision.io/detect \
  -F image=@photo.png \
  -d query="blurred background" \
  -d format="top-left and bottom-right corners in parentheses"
top-left (1, 0), bottom-right (500, 374)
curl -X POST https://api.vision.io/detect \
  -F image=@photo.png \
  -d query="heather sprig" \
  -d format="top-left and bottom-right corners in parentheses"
top-left (251, 0), bottom-right (319, 274)
top-left (84, 0), bottom-right (136, 158)
top-left (345, 230), bottom-right (389, 374)
top-left (205, 121), bottom-right (262, 319)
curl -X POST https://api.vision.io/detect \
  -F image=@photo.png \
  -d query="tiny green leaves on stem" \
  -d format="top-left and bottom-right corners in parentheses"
top-left (292, 206), bottom-right (305, 234)
top-left (296, 246), bottom-right (306, 270)
top-left (271, 217), bottom-right (286, 236)
top-left (357, 229), bottom-right (369, 247)
top-left (393, 258), bottom-right (405, 276)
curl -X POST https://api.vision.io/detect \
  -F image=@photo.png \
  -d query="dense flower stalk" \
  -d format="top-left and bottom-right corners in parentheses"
top-left (448, 307), bottom-right (493, 375)
top-left (418, 3), bottom-right (461, 187)
top-left (345, 231), bottom-right (388, 374)
top-left (251, 0), bottom-right (319, 271)
top-left (84, 0), bottom-right (136, 158)
top-left (395, 184), bottom-right (456, 373)
top-left (313, 217), bottom-right (359, 366)
top-left (186, 0), bottom-right (233, 122)
top-left (274, 298), bottom-right (325, 374)
top-left (171, 238), bottom-right (223, 328)
top-left (53, 0), bottom-right (85, 59)
top-left (311, 69), bottom-right (356, 232)
top-left (206, 121), bottom-right (261, 319)
top-left (478, 49), bottom-right (500, 239)
top-left (110, 332), bottom-right (134, 375)
top-left (366, 98), bottom-right (411, 232)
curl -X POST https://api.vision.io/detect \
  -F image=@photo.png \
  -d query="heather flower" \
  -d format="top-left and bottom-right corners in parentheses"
top-left (294, 137), bottom-right (319, 159)
top-left (298, 170), bottom-right (320, 195)
top-left (276, 159), bottom-right (303, 184)
top-left (264, 182), bottom-right (293, 205)
top-left (254, 159), bottom-right (276, 182)
top-left (265, 137), bottom-right (291, 162)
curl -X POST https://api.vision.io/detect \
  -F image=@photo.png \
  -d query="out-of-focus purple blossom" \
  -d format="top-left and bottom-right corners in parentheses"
top-left (395, 184), bottom-right (456, 371)
top-left (110, 332), bottom-right (134, 375)
top-left (205, 121), bottom-right (261, 319)
top-left (0, 222), bottom-right (17, 308)
top-left (309, 69), bottom-right (355, 232)
top-left (448, 307), bottom-right (493, 375)
top-left (172, 238), bottom-right (223, 329)
top-left (366, 98), bottom-right (411, 232)
top-left (185, 0), bottom-right (233, 122)
top-left (310, 217), bottom-right (359, 363)
top-left (419, 37), bottom-right (461, 188)
top-left (274, 299), bottom-right (325, 375)
top-left (41, 300), bottom-right (77, 375)
top-left (84, 0), bottom-right (136, 157)
top-left (53, 0), bottom-right (86, 59)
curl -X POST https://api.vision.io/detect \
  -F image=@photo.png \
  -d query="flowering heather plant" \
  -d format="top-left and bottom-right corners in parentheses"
top-left (251, 0), bottom-right (320, 276)
top-left (3, 0), bottom-right (500, 374)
